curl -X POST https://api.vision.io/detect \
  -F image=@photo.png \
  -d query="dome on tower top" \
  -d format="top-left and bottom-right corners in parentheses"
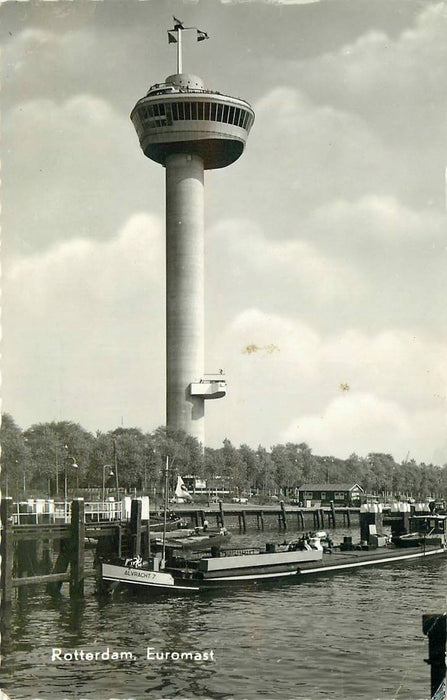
top-left (165, 74), bottom-right (205, 91)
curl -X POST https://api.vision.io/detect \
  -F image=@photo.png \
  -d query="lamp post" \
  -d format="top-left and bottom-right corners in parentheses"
top-left (55, 443), bottom-right (69, 498)
top-left (113, 438), bottom-right (119, 502)
top-left (102, 465), bottom-right (114, 502)
top-left (64, 457), bottom-right (78, 501)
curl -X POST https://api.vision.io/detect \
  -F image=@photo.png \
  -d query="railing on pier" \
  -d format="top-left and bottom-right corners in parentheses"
top-left (11, 499), bottom-right (123, 525)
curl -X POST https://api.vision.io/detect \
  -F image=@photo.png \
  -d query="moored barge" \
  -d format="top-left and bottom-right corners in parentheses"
top-left (101, 514), bottom-right (447, 593)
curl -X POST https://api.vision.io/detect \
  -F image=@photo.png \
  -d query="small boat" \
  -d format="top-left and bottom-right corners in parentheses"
top-left (152, 526), bottom-right (231, 551)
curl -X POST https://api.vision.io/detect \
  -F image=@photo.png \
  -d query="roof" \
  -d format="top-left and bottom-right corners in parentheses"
top-left (298, 483), bottom-right (364, 492)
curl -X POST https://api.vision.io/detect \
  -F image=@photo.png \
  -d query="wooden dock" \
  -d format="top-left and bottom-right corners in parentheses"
top-left (1, 498), bottom-right (127, 603)
top-left (173, 501), bottom-right (358, 533)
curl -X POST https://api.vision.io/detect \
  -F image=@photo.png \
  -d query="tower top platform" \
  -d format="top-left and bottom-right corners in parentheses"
top-left (130, 72), bottom-right (255, 169)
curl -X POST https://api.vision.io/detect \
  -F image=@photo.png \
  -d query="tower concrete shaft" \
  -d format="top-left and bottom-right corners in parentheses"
top-left (130, 53), bottom-right (254, 448)
top-left (166, 153), bottom-right (205, 444)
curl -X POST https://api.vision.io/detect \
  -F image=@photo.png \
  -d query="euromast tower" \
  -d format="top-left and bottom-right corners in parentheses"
top-left (130, 19), bottom-right (254, 447)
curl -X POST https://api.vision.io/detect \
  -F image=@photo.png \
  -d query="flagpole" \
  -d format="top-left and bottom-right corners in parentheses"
top-left (177, 26), bottom-right (182, 73)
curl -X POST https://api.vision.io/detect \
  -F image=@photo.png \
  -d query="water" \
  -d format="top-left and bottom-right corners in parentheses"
top-left (2, 528), bottom-right (446, 700)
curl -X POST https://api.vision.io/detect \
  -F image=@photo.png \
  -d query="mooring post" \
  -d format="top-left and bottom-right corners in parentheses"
top-left (423, 613), bottom-right (447, 698)
top-left (1, 498), bottom-right (14, 604)
top-left (280, 501), bottom-right (287, 530)
top-left (330, 501), bottom-right (336, 528)
top-left (146, 520), bottom-right (152, 562)
top-left (238, 512), bottom-right (246, 533)
top-left (130, 499), bottom-right (142, 557)
top-left (319, 509), bottom-right (325, 529)
top-left (218, 500), bottom-right (225, 528)
top-left (69, 499), bottom-right (85, 597)
top-left (115, 524), bottom-right (123, 557)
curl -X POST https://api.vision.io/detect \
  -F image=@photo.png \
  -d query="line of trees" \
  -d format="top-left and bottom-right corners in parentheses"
top-left (1, 413), bottom-right (447, 500)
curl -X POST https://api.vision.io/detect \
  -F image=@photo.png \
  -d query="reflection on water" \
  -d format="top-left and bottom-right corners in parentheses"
top-left (2, 527), bottom-right (446, 699)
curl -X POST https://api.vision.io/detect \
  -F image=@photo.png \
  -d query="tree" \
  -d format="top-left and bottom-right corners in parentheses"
top-left (270, 443), bottom-right (313, 495)
top-left (219, 439), bottom-right (246, 493)
top-left (151, 425), bottom-right (204, 491)
top-left (24, 421), bottom-right (94, 496)
top-left (1, 414), bottom-right (31, 497)
top-left (256, 446), bottom-right (276, 495)
top-left (239, 444), bottom-right (260, 492)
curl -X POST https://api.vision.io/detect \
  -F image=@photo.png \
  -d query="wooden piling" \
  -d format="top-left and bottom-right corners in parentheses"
top-left (115, 524), bottom-right (123, 558)
top-left (423, 614), bottom-right (447, 698)
top-left (69, 499), bottom-right (85, 597)
top-left (130, 499), bottom-right (142, 557)
top-left (1, 498), bottom-right (14, 604)
top-left (146, 520), bottom-right (152, 562)
top-left (47, 538), bottom-right (70, 595)
top-left (279, 501), bottom-right (286, 530)
top-left (330, 501), bottom-right (336, 528)
top-left (218, 500), bottom-right (225, 528)
top-left (319, 509), bottom-right (325, 529)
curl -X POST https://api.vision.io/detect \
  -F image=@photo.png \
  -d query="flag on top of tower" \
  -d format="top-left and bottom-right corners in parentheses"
top-left (167, 31), bottom-right (177, 44)
top-left (197, 29), bottom-right (209, 42)
top-left (173, 16), bottom-right (184, 29)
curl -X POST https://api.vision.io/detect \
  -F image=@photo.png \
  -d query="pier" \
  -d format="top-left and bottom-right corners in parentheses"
top-left (173, 501), bottom-right (357, 533)
top-left (1, 498), bottom-right (125, 603)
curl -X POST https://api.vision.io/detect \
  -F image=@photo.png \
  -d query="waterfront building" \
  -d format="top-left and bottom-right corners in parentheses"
top-left (298, 482), bottom-right (364, 507)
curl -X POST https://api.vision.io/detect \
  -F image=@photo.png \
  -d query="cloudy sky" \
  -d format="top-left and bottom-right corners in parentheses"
top-left (2, 0), bottom-right (446, 464)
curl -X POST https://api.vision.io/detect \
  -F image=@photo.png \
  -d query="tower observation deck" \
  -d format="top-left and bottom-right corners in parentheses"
top-left (131, 20), bottom-right (254, 447)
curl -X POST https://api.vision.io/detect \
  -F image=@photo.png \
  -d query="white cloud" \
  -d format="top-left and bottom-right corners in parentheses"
top-left (207, 218), bottom-right (362, 308)
top-left (281, 393), bottom-right (410, 458)
top-left (3, 94), bottom-right (163, 254)
top-left (208, 310), bottom-right (447, 462)
top-left (4, 214), bottom-right (166, 431)
top-left (281, 392), bottom-right (446, 463)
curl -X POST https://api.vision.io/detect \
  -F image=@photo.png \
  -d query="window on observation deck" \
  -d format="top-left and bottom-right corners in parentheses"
top-left (138, 100), bottom-right (252, 130)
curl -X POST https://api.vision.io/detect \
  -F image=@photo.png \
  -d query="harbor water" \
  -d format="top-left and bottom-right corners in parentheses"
top-left (2, 527), bottom-right (446, 700)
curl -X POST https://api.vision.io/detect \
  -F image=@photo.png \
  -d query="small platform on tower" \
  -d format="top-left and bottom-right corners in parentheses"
top-left (190, 375), bottom-right (227, 400)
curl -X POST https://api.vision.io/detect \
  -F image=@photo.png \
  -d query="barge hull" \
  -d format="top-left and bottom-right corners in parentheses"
top-left (298, 545), bottom-right (446, 576)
